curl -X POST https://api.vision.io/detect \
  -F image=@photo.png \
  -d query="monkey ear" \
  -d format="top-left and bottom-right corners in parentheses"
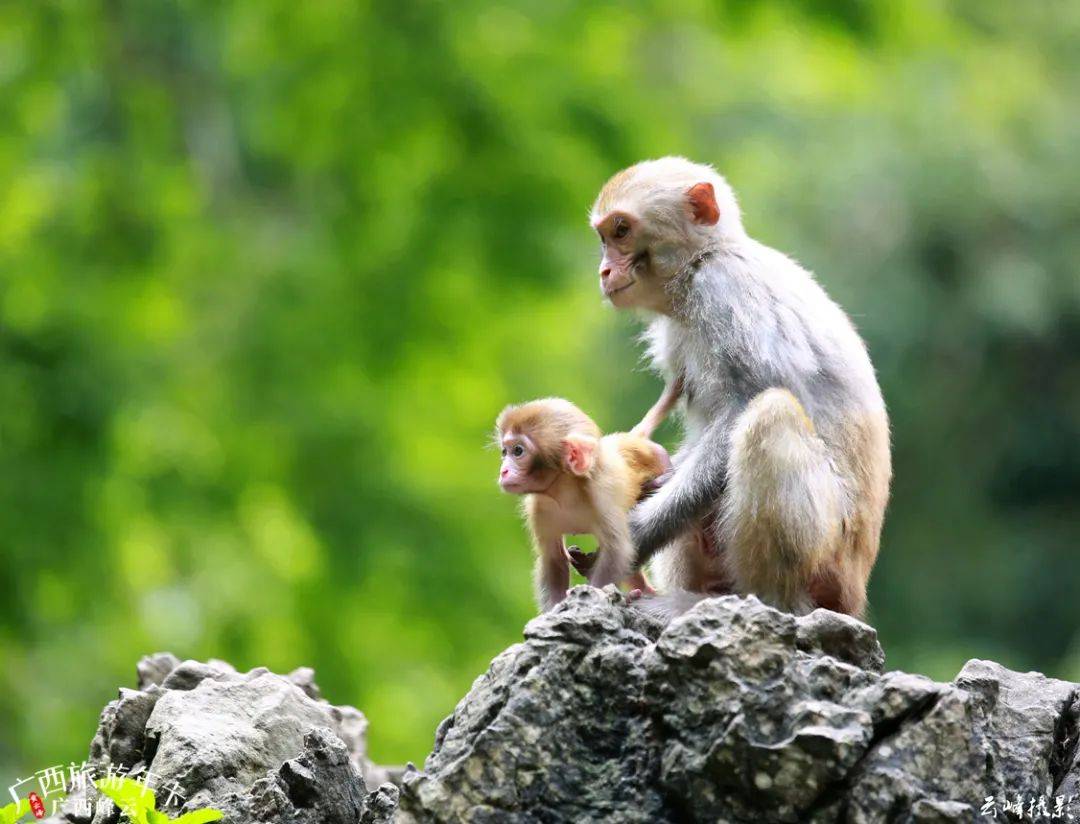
top-left (562, 435), bottom-right (598, 477)
top-left (687, 182), bottom-right (720, 225)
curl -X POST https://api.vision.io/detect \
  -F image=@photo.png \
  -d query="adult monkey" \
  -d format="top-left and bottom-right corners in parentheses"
top-left (587, 157), bottom-right (891, 617)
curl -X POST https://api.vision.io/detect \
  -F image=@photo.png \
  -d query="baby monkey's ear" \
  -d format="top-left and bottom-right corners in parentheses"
top-left (562, 434), bottom-right (598, 477)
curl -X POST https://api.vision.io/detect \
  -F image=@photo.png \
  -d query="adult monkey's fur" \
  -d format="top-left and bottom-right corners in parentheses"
top-left (590, 157), bottom-right (891, 617)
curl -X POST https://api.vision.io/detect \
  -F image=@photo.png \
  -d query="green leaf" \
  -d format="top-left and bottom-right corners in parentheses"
top-left (0, 799), bottom-right (31, 824)
top-left (94, 777), bottom-right (157, 824)
top-left (171, 810), bottom-right (224, 823)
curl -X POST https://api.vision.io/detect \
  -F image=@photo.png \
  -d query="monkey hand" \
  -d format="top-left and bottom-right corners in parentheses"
top-left (567, 545), bottom-right (596, 577)
top-left (639, 470), bottom-right (672, 501)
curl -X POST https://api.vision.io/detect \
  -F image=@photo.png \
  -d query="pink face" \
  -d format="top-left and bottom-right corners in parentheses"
top-left (498, 432), bottom-right (557, 494)
top-left (592, 211), bottom-right (646, 307)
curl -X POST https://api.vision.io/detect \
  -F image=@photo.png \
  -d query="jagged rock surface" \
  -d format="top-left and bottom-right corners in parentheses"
top-left (43, 588), bottom-right (1080, 823)
top-left (398, 588), bottom-right (1080, 823)
top-left (45, 654), bottom-right (398, 824)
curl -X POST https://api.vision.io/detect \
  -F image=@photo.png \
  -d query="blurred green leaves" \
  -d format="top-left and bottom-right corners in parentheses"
top-left (1, 0), bottom-right (1078, 779)
top-left (0, 799), bottom-right (30, 824)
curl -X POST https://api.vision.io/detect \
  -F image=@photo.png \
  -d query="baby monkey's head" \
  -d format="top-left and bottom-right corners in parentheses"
top-left (494, 399), bottom-right (602, 494)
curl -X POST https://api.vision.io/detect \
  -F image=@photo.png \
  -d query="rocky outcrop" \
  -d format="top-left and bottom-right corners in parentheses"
top-left (45, 588), bottom-right (1080, 822)
top-left (46, 654), bottom-right (399, 824)
top-left (400, 588), bottom-right (1080, 822)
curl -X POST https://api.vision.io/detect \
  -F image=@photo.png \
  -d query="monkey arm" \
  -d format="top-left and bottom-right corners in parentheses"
top-left (528, 513), bottom-right (570, 611)
top-left (631, 374), bottom-right (684, 439)
top-left (628, 417), bottom-right (730, 565)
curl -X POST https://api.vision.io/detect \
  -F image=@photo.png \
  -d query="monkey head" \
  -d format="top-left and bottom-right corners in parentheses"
top-left (494, 399), bottom-right (602, 494)
top-left (590, 156), bottom-right (744, 312)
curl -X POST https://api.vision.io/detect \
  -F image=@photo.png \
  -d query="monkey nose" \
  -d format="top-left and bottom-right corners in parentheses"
top-left (600, 267), bottom-right (612, 281)
top-left (500, 468), bottom-right (509, 478)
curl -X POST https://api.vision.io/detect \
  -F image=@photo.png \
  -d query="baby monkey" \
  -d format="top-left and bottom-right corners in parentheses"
top-left (496, 399), bottom-right (670, 611)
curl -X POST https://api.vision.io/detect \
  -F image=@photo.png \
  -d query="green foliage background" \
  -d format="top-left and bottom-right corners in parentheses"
top-left (1, 0), bottom-right (1078, 777)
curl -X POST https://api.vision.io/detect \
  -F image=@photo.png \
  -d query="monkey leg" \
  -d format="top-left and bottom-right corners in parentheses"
top-left (698, 508), bottom-right (721, 559)
top-left (721, 388), bottom-right (843, 615)
top-left (650, 532), bottom-right (702, 592)
top-left (625, 569), bottom-right (655, 595)
top-left (589, 521), bottom-right (637, 592)
top-left (650, 520), bottom-right (733, 595)
top-left (569, 545), bottom-right (654, 594)
top-left (533, 546), bottom-right (570, 612)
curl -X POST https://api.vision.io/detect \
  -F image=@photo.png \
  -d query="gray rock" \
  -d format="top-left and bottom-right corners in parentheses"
top-left (289, 666), bottom-right (323, 700)
top-left (43, 587), bottom-right (1080, 823)
top-left (136, 652), bottom-right (181, 690)
top-left (363, 782), bottom-right (402, 824)
top-left (795, 606), bottom-right (886, 673)
top-left (397, 587), bottom-right (1080, 823)
top-left (218, 727), bottom-right (367, 823)
top-left (1053, 693), bottom-right (1080, 800)
top-left (87, 686), bottom-right (162, 768)
top-left (144, 666), bottom-right (350, 803)
top-left (159, 658), bottom-right (237, 692)
top-left (44, 654), bottom-right (396, 824)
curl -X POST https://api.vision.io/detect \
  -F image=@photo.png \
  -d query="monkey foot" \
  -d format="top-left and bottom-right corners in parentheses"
top-left (625, 570), bottom-right (655, 595)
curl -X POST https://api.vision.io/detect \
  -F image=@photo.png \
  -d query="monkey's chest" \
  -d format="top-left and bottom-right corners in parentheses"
top-left (682, 369), bottom-right (738, 435)
top-left (534, 497), bottom-right (598, 537)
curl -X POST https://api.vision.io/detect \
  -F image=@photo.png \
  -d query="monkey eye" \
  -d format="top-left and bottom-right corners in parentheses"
top-left (512, 444), bottom-right (525, 458)
top-left (500, 447), bottom-right (507, 457)
top-left (613, 220), bottom-right (630, 239)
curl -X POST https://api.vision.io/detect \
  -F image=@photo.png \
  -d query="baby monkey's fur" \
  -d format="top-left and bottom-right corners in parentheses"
top-left (495, 399), bottom-right (668, 612)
